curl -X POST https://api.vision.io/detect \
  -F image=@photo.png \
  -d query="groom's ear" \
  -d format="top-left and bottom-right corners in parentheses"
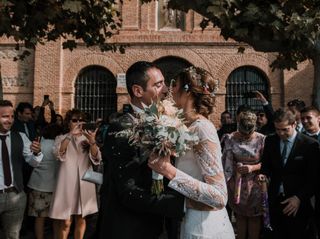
top-left (132, 84), bottom-right (144, 98)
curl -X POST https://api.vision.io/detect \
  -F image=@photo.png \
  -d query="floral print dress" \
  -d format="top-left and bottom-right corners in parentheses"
top-left (223, 131), bottom-right (266, 217)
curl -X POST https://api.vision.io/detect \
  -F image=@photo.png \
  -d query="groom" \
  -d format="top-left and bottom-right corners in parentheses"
top-left (97, 61), bottom-right (185, 239)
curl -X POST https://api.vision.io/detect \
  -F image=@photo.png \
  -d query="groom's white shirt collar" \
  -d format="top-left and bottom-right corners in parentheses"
top-left (130, 103), bottom-right (144, 114)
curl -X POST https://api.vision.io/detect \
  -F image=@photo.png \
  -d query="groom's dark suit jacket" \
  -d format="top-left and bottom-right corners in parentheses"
top-left (260, 132), bottom-right (319, 238)
top-left (97, 108), bottom-right (184, 239)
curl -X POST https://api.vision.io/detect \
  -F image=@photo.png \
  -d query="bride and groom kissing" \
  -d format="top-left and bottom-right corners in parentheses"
top-left (97, 61), bottom-right (235, 239)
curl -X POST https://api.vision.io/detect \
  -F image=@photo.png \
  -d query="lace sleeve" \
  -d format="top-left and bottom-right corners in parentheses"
top-left (169, 139), bottom-right (228, 209)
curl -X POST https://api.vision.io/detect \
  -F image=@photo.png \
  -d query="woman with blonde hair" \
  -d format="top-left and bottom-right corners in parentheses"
top-left (223, 111), bottom-right (266, 239)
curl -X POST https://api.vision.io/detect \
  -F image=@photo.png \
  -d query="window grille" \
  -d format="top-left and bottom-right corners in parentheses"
top-left (226, 66), bottom-right (270, 119)
top-left (154, 56), bottom-right (192, 85)
top-left (75, 66), bottom-right (117, 122)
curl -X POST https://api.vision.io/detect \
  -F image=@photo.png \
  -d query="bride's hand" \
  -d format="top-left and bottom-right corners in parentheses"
top-left (148, 154), bottom-right (176, 180)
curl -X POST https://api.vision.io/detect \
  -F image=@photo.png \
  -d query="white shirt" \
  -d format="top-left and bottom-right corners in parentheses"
top-left (0, 131), bottom-right (43, 189)
top-left (28, 138), bottom-right (59, 192)
top-left (305, 130), bottom-right (320, 137)
top-left (279, 130), bottom-right (297, 194)
top-left (130, 103), bottom-right (144, 114)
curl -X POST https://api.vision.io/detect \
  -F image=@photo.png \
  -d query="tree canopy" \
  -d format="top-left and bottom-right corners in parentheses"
top-left (0, 0), bottom-right (123, 60)
top-left (167, 0), bottom-right (320, 107)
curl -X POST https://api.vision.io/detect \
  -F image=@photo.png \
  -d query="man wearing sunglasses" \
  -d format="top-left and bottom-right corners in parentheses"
top-left (260, 108), bottom-right (319, 239)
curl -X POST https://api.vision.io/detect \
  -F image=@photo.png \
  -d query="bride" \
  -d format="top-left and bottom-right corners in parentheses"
top-left (149, 66), bottom-right (235, 239)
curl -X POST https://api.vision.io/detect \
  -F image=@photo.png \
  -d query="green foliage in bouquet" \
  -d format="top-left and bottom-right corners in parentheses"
top-left (116, 98), bottom-right (198, 163)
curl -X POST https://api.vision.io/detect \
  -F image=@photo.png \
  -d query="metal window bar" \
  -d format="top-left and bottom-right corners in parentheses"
top-left (226, 67), bottom-right (269, 119)
top-left (75, 66), bottom-right (117, 122)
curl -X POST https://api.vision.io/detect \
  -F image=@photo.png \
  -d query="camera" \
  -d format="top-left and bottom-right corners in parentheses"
top-left (243, 92), bottom-right (256, 98)
top-left (82, 123), bottom-right (96, 131)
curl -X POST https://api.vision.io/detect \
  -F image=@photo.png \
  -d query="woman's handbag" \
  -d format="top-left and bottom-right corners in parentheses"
top-left (82, 163), bottom-right (103, 185)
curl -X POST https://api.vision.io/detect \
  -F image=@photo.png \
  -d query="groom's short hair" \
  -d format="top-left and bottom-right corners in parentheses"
top-left (126, 61), bottom-right (158, 98)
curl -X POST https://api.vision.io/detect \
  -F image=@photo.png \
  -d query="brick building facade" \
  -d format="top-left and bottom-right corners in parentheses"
top-left (0, 0), bottom-right (314, 126)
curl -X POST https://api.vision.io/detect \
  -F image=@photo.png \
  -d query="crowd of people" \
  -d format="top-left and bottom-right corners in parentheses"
top-left (0, 61), bottom-right (319, 239)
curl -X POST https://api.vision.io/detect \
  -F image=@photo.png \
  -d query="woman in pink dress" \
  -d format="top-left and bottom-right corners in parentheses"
top-left (49, 109), bottom-right (101, 239)
top-left (223, 111), bottom-right (266, 239)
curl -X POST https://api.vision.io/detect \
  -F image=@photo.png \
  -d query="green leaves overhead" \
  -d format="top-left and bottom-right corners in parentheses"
top-left (0, 0), bottom-right (123, 60)
top-left (167, 0), bottom-right (320, 69)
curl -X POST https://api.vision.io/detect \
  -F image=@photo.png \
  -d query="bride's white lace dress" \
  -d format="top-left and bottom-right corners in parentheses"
top-left (168, 119), bottom-right (235, 239)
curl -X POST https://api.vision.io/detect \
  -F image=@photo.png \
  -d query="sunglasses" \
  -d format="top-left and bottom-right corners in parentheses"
top-left (71, 118), bottom-right (84, 123)
top-left (257, 113), bottom-right (265, 117)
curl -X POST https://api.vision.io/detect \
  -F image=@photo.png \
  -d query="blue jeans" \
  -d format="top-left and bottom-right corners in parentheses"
top-left (0, 191), bottom-right (27, 239)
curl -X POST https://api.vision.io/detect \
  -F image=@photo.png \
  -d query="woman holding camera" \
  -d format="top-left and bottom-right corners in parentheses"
top-left (49, 109), bottom-right (101, 239)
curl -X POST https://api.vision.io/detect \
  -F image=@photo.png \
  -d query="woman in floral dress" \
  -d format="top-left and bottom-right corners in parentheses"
top-left (223, 111), bottom-right (266, 239)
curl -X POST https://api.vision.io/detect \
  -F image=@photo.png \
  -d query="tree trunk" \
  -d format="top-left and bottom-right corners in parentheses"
top-left (313, 54), bottom-right (320, 109)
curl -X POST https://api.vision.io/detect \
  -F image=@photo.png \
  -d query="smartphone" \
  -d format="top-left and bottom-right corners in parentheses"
top-left (243, 92), bottom-right (256, 98)
top-left (82, 123), bottom-right (96, 131)
top-left (44, 95), bottom-right (49, 101)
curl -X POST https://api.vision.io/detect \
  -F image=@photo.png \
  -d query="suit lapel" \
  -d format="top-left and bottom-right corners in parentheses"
top-left (271, 136), bottom-right (283, 169)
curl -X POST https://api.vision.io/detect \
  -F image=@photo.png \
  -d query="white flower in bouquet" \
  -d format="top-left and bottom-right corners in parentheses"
top-left (116, 87), bottom-right (199, 195)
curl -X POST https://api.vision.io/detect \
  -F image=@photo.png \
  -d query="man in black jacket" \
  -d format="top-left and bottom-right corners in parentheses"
top-left (301, 106), bottom-right (320, 238)
top-left (97, 61), bottom-right (184, 239)
top-left (260, 108), bottom-right (319, 239)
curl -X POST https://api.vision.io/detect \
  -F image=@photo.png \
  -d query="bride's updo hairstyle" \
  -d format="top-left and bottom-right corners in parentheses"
top-left (174, 66), bottom-right (217, 117)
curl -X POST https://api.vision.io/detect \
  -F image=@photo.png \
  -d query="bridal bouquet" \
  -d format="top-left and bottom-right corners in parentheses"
top-left (117, 95), bottom-right (198, 195)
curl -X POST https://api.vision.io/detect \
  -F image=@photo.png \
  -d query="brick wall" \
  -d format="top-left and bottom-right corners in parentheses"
top-left (0, 0), bottom-right (315, 127)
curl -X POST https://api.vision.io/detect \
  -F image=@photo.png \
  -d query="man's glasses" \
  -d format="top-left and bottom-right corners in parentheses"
top-left (71, 118), bottom-right (84, 123)
top-left (257, 113), bottom-right (265, 117)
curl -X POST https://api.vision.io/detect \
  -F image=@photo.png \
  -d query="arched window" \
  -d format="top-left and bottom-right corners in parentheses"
top-left (226, 66), bottom-right (269, 118)
top-left (75, 66), bottom-right (117, 121)
top-left (153, 56), bottom-right (192, 85)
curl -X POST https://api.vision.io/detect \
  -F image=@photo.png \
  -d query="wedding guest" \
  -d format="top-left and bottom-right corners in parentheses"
top-left (49, 109), bottom-right (101, 239)
top-left (149, 66), bottom-right (235, 238)
top-left (12, 102), bottom-right (37, 141)
top-left (97, 61), bottom-right (184, 239)
top-left (223, 111), bottom-right (266, 239)
top-left (27, 124), bottom-right (62, 239)
top-left (301, 106), bottom-right (320, 237)
top-left (217, 111), bottom-right (236, 140)
top-left (254, 90), bottom-right (275, 136)
top-left (55, 114), bottom-right (63, 127)
top-left (287, 99), bottom-right (306, 132)
top-left (0, 100), bottom-right (43, 239)
top-left (260, 108), bottom-right (319, 239)
top-left (33, 97), bottom-right (57, 134)
top-left (12, 102), bottom-right (38, 188)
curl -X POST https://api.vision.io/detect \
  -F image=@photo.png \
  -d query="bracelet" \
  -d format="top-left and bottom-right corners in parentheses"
top-left (89, 141), bottom-right (96, 146)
